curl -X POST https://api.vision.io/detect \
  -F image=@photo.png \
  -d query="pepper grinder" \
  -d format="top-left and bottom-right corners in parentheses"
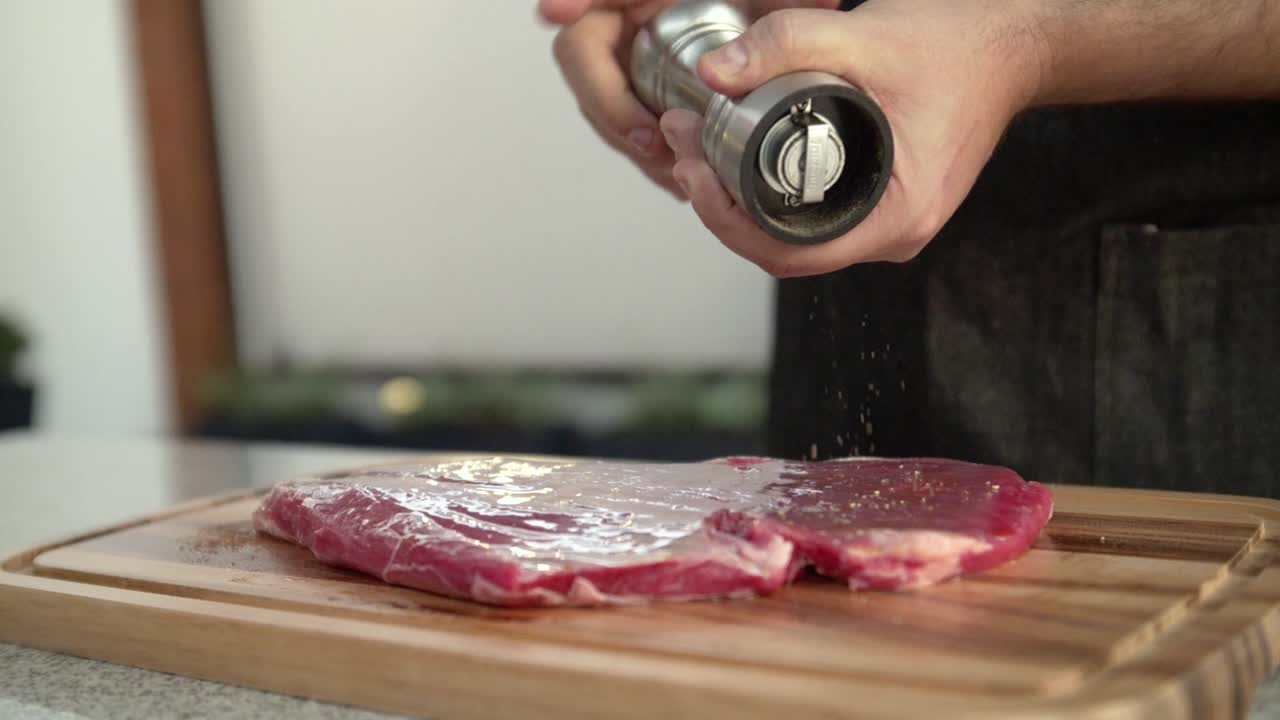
top-left (631, 0), bottom-right (893, 245)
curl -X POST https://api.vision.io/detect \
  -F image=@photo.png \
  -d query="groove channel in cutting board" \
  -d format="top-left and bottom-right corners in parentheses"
top-left (4, 472), bottom-right (1280, 720)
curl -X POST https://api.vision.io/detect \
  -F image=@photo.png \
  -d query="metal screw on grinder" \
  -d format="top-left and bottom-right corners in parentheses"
top-left (630, 0), bottom-right (894, 245)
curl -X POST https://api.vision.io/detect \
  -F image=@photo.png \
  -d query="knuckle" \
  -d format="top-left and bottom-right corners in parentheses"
top-left (757, 256), bottom-right (793, 278)
top-left (887, 244), bottom-right (923, 264)
top-left (696, 213), bottom-right (720, 236)
top-left (551, 31), bottom-right (573, 66)
top-left (757, 11), bottom-right (801, 58)
top-left (576, 104), bottom-right (609, 138)
top-left (908, 205), bottom-right (947, 249)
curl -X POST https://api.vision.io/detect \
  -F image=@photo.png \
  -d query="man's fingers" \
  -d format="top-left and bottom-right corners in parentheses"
top-left (666, 112), bottom-right (865, 278)
top-left (545, 3), bottom-right (683, 196)
top-left (540, 0), bottom-right (830, 25)
top-left (674, 157), bottom-right (826, 278)
top-left (658, 109), bottom-right (704, 161)
top-left (642, 163), bottom-right (688, 200)
top-left (747, 0), bottom-right (840, 15)
top-left (673, 158), bottom-right (735, 218)
top-left (697, 8), bottom-right (859, 96)
top-left (540, 0), bottom-right (677, 25)
top-left (670, 158), bottom-right (790, 269)
top-left (673, 157), bottom-right (916, 278)
top-left (539, 0), bottom-right (591, 24)
top-left (541, 0), bottom-right (840, 26)
top-left (581, 108), bottom-right (684, 198)
top-left (552, 12), bottom-right (665, 159)
top-left (539, 0), bottom-right (637, 25)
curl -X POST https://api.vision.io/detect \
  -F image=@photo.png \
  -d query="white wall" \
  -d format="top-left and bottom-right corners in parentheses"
top-left (0, 0), bottom-right (172, 433)
top-left (204, 0), bottom-right (773, 371)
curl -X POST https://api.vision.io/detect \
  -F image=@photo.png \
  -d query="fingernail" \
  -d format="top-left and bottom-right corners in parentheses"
top-left (705, 41), bottom-right (748, 76)
top-left (660, 124), bottom-right (678, 150)
top-left (627, 128), bottom-right (654, 155)
top-left (673, 169), bottom-right (691, 197)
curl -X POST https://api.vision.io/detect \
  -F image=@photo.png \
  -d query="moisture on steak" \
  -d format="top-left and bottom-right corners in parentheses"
top-left (252, 457), bottom-right (1053, 607)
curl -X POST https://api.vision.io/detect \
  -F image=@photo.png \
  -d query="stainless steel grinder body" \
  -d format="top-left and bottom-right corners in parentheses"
top-left (631, 0), bottom-right (893, 245)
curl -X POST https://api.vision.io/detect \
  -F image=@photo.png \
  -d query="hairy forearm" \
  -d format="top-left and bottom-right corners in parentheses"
top-left (1024, 0), bottom-right (1280, 105)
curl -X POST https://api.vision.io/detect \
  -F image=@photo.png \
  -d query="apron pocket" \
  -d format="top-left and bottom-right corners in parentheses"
top-left (1095, 221), bottom-right (1280, 495)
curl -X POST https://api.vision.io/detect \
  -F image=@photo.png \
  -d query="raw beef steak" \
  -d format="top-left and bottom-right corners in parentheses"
top-left (253, 457), bottom-right (1052, 607)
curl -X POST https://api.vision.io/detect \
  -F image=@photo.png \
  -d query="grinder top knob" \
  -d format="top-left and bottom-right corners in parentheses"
top-left (758, 100), bottom-right (846, 206)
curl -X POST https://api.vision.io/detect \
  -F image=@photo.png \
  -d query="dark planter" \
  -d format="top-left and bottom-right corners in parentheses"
top-left (0, 380), bottom-right (34, 431)
top-left (197, 414), bottom-right (574, 456)
top-left (198, 412), bottom-right (374, 446)
top-left (574, 430), bottom-right (764, 462)
top-left (379, 425), bottom-right (574, 455)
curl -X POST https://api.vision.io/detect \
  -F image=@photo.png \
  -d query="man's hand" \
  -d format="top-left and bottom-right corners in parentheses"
top-left (544, 0), bottom-right (1280, 278)
top-left (661, 0), bottom-right (1046, 277)
top-left (539, 0), bottom-right (840, 201)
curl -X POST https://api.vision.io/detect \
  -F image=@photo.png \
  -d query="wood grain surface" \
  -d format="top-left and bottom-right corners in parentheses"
top-left (3, 463), bottom-right (1280, 719)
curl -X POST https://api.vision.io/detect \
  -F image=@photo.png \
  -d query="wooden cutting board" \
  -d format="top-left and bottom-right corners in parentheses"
top-left (3, 459), bottom-right (1280, 720)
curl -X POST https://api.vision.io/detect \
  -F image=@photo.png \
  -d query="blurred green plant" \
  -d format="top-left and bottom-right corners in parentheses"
top-left (693, 374), bottom-right (769, 433)
top-left (622, 371), bottom-right (766, 433)
top-left (198, 365), bottom-right (767, 435)
top-left (0, 313), bottom-right (28, 380)
top-left (621, 371), bottom-right (704, 432)
top-left (200, 367), bottom-right (343, 424)
top-left (389, 371), bottom-right (566, 430)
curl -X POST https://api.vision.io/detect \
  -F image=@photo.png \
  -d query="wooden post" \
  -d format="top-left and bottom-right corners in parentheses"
top-left (130, 0), bottom-right (236, 433)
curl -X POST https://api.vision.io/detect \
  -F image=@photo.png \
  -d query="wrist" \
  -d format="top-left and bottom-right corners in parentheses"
top-left (1018, 1), bottom-right (1280, 104)
top-left (990, 0), bottom-right (1055, 113)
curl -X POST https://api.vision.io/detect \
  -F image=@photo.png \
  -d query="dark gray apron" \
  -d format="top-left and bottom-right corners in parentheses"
top-left (767, 102), bottom-right (1280, 495)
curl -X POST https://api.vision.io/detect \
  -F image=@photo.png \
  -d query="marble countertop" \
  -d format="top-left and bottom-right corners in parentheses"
top-left (0, 432), bottom-right (415, 719)
top-left (1, 430), bottom-right (1278, 719)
